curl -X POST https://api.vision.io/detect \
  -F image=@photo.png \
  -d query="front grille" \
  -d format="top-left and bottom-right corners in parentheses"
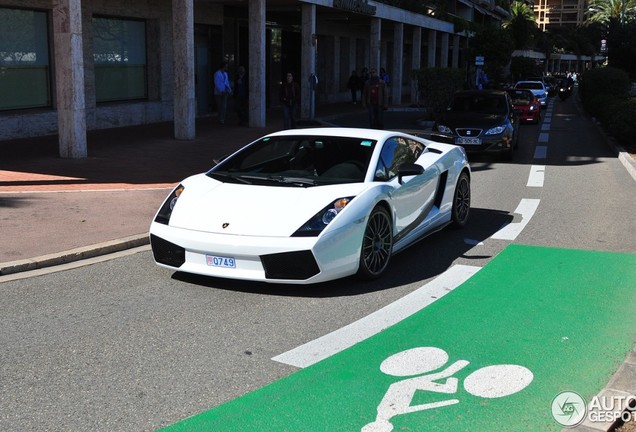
top-left (260, 250), bottom-right (320, 280)
top-left (150, 234), bottom-right (185, 268)
top-left (456, 128), bottom-right (483, 137)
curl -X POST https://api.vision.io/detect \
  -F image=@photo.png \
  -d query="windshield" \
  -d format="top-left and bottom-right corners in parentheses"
top-left (448, 94), bottom-right (507, 115)
top-left (507, 90), bottom-right (533, 104)
top-left (207, 135), bottom-right (376, 186)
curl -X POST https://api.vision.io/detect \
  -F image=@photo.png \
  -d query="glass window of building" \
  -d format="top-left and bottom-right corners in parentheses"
top-left (0, 8), bottom-right (51, 111)
top-left (93, 16), bottom-right (147, 102)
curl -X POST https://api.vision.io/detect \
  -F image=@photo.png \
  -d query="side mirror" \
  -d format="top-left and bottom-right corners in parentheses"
top-left (397, 163), bottom-right (424, 184)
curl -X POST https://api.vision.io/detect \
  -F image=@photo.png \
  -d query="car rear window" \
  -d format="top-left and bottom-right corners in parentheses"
top-left (516, 82), bottom-right (543, 90)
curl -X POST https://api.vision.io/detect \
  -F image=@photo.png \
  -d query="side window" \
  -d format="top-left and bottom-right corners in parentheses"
top-left (374, 137), bottom-right (418, 181)
top-left (0, 8), bottom-right (51, 111)
top-left (93, 16), bottom-right (147, 102)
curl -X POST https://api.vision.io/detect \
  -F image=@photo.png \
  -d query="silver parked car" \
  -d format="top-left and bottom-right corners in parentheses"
top-left (514, 81), bottom-right (548, 107)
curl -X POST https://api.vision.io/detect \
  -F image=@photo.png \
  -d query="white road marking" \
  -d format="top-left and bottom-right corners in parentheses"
top-left (538, 132), bottom-right (549, 143)
top-left (272, 264), bottom-right (482, 368)
top-left (534, 146), bottom-right (547, 159)
top-left (527, 165), bottom-right (545, 187)
top-left (541, 123), bottom-right (550, 131)
top-left (491, 199), bottom-right (541, 241)
top-left (464, 238), bottom-right (484, 246)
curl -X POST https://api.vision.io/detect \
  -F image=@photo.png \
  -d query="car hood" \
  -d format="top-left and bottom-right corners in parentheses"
top-left (168, 174), bottom-right (369, 237)
top-left (438, 112), bottom-right (507, 130)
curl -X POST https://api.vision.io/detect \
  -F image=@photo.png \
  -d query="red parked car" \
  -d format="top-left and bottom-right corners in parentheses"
top-left (506, 88), bottom-right (541, 124)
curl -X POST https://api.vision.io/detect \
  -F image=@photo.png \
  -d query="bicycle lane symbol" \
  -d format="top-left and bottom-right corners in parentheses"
top-left (361, 347), bottom-right (534, 432)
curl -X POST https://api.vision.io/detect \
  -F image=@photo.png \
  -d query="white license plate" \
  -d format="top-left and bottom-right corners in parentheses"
top-left (206, 255), bottom-right (236, 268)
top-left (456, 137), bottom-right (481, 145)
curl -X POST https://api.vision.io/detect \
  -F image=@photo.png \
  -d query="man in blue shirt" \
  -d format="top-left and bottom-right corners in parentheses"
top-left (214, 61), bottom-right (232, 124)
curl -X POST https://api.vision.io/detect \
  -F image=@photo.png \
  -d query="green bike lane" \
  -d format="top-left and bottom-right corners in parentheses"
top-left (161, 244), bottom-right (636, 431)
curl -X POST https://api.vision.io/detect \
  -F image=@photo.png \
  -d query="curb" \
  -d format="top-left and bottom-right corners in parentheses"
top-left (566, 346), bottom-right (636, 432)
top-left (0, 233), bottom-right (149, 276)
top-left (590, 117), bottom-right (636, 183)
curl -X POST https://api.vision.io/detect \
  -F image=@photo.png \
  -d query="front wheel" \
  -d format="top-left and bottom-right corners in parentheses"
top-left (357, 206), bottom-right (393, 280)
top-left (451, 172), bottom-right (470, 228)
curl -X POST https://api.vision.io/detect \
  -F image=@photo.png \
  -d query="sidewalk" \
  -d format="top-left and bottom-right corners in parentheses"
top-left (0, 102), bottom-right (369, 275)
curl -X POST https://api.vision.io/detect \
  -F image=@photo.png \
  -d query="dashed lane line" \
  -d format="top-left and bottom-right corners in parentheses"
top-left (491, 198), bottom-right (541, 241)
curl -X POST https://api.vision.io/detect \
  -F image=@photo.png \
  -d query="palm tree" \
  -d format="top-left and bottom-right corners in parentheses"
top-left (587, 0), bottom-right (636, 26)
top-left (503, 1), bottom-right (538, 50)
top-left (587, 0), bottom-right (636, 75)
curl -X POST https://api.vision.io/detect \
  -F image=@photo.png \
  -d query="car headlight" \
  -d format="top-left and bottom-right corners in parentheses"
top-left (292, 197), bottom-right (354, 237)
top-left (485, 125), bottom-right (506, 135)
top-left (154, 184), bottom-right (184, 225)
top-left (529, 105), bottom-right (538, 111)
top-left (436, 124), bottom-right (452, 134)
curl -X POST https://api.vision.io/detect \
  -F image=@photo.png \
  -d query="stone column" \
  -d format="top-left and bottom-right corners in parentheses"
top-left (411, 27), bottom-right (422, 105)
top-left (301, 3), bottom-right (316, 119)
top-left (53, 0), bottom-right (87, 158)
top-left (370, 18), bottom-right (381, 71)
top-left (440, 33), bottom-right (449, 68)
top-left (392, 23), bottom-right (403, 105)
top-left (452, 35), bottom-right (460, 68)
top-left (427, 30), bottom-right (437, 67)
top-left (172, 0), bottom-right (195, 139)
top-left (331, 36), bottom-right (341, 99)
top-left (249, 0), bottom-right (266, 127)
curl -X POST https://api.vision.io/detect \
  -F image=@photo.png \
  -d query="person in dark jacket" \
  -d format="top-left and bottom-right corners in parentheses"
top-left (279, 72), bottom-right (300, 129)
top-left (362, 68), bottom-right (389, 129)
top-left (234, 65), bottom-right (248, 125)
top-left (347, 70), bottom-right (362, 104)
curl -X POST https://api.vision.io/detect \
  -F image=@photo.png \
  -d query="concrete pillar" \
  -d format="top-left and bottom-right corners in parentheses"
top-left (427, 30), bottom-right (437, 67)
top-left (392, 23), bottom-right (403, 105)
top-left (381, 40), bottom-right (388, 72)
top-left (301, 4), bottom-right (316, 120)
top-left (53, 0), bottom-right (87, 158)
top-left (440, 32), bottom-right (449, 68)
top-left (349, 37), bottom-right (357, 74)
top-left (249, 0), bottom-right (266, 127)
top-left (370, 18), bottom-right (381, 71)
top-left (411, 27), bottom-right (422, 105)
top-left (172, 0), bottom-right (195, 139)
top-left (332, 36), bottom-right (341, 98)
top-left (452, 35), bottom-right (460, 68)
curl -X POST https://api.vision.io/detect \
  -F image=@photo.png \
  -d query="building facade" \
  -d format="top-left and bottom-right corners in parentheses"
top-left (533, 0), bottom-right (589, 31)
top-left (0, 0), bottom-right (509, 157)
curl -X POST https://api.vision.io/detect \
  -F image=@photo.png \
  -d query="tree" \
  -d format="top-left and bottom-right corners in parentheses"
top-left (587, 0), bottom-right (636, 76)
top-left (469, 26), bottom-right (515, 82)
top-left (588, 0), bottom-right (636, 26)
top-left (503, 1), bottom-right (537, 50)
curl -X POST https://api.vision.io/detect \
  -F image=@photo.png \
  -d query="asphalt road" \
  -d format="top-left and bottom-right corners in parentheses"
top-left (1, 97), bottom-right (635, 431)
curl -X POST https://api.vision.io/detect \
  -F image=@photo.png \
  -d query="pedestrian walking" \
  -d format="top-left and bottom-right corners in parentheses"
top-left (380, 67), bottom-right (390, 87)
top-left (234, 65), bottom-right (248, 125)
top-left (362, 68), bottom-right (389, 129)
top-left (279, 72), bottom-right (300, 129)
top-left (213, 61), bottom-right (232, 124)
top-left (347, 70), bottom-right (362, 104)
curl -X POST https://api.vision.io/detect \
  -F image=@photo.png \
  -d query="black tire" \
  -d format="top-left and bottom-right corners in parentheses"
top-left (451, 172), bottom-right (470, 229)
top-left (357, 206), bottom-right (393, 280)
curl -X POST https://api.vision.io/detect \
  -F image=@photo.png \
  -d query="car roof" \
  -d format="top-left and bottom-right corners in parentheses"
top-left (452, 90), bottom-right (508, 97)
top-left (264, 127), bottom-right (420, 142)
top-left (515, 80), bottom-right (545, 85)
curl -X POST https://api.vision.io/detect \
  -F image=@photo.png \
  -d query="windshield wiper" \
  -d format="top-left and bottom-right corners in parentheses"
top-left (236, 174), bottom-right (317, 187)
top-left (208, 171), bottom-right (252, 184)
top-left (268, 175), bottom-right (318, 186)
